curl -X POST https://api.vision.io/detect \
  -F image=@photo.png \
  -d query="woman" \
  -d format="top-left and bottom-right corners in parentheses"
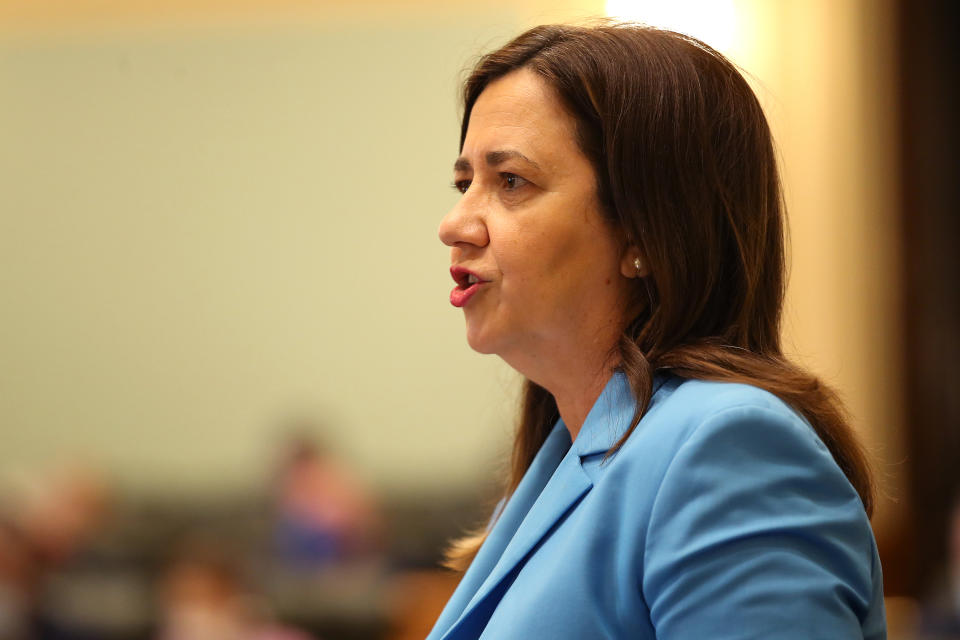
top-left (431, 23), bottom-right (886, 640)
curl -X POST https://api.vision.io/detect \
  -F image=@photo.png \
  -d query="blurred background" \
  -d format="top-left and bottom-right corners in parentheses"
top-left (0, 0), bottom-right (956, 638)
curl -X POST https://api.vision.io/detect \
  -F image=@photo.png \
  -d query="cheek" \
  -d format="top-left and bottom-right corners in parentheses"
top-left (493, 230), bottom-right (559, 302)
top-left (544, 224), bottom-right (617, 292)
top-left (496, 210), bottom-right (583, 270)
top-left (489, 200), bottom-right (620, 315)
top-left (499, 235), bottom-right (597, 328)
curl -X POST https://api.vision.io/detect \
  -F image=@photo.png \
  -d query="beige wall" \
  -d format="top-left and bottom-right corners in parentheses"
top-left (0, 12), bottom-right (525, 497)
top-left (0, 0), bottom-right (902, 517)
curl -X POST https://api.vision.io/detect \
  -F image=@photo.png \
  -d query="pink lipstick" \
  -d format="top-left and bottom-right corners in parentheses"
top-left (449, 266), bottom-right (487, 307)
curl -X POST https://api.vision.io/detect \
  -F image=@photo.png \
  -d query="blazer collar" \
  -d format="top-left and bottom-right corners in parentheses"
top-left (571, 370), bottom-right (671, 457)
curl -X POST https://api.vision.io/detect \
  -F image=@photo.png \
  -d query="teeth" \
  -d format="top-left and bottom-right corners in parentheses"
top-left (467, 274), bottom-right (478, 284)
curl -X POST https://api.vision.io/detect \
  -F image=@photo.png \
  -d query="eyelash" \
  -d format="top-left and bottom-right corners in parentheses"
top-left (451, 173), bottom-right (529, 194)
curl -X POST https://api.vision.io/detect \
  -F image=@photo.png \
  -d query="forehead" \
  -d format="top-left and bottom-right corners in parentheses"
top-left (462, 68), bottom-right (580, 164)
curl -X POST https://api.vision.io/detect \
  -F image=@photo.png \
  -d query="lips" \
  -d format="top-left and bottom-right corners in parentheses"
top-left (449, 266), bottom-right (487, 307)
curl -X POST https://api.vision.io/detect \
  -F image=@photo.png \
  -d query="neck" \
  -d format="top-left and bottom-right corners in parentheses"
top-left (551, 366), bottom-right (615, 442)
top-left (503, 336), bottom-right (620, 441)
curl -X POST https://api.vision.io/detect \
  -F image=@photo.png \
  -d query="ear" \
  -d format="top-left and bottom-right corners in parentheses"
top-left (620, 247), bottom-right (648, 278)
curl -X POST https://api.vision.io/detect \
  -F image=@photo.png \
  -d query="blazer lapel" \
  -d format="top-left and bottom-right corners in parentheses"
top-left (428, 421), bottom-right (574, 640)
top-left (441, 442), bottom-right (593, 639)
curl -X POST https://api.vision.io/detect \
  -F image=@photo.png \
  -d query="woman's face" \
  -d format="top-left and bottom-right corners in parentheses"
top-left (439, 68), bottom-right (634, 369)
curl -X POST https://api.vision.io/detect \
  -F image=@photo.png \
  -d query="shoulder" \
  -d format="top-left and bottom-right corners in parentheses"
top-left (638, 375), bottom-right (862, 509)
top-left (632, 376), bottom-right (833, 468)
top-left (627, 376), bottom-right (867, 521)
top-left (629, 377), bottom-right (883, 636)
top-left (588, 375), bottom-right (870, 541)
top-left (655, 375), bottom-right (809, 428)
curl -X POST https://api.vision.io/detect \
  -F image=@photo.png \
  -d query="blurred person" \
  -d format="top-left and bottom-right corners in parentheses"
top-left (15, 467), bottom-right (109, 568)
top-left (271, 430), bottom-right (380, 570)
top-left (429, 22), bottom-right (885, 639)
top-left (0, 466), bottom-right (110, 639)
top-left (157, 540), bottom-right (314, 640)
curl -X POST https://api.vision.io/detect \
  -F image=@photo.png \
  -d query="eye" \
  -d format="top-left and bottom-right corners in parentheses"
top-left (501, 173), bottom-right (529, 190)
top-left (452, 179), bottom-right (471, 194)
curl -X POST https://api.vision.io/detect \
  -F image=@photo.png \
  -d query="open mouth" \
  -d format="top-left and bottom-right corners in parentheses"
top-left (454, 272), bottom-right (481, 289)
top-left (449, 267), bottom-right (486, 307)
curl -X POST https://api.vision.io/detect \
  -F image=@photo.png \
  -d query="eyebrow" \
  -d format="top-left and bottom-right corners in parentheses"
top-left (453, 150), bottom-right (542, 172)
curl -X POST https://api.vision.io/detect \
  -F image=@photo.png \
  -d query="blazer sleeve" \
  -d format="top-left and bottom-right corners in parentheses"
top-left (641, 404), bottom-right (884, 639)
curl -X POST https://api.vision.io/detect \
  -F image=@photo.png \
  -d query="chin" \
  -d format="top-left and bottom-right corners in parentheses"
top-left (464, 321), bottom-right (500, 355)
top-left (465, 331), bottom-right (498, 355)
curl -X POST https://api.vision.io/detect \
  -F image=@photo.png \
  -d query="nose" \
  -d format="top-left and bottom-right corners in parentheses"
top-left (438, 194), bottom-right (489, 249)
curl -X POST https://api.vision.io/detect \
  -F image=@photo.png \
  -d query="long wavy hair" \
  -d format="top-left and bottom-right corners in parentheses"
top-left (444, 22), bottom-right (875, 571)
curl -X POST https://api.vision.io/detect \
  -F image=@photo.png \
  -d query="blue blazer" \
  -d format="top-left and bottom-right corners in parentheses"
top-left (428, 373), bottom-right (886, 639)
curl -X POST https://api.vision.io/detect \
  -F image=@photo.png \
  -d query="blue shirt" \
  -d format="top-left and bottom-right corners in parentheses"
top-left (428, 372), bottom-right (886, 639)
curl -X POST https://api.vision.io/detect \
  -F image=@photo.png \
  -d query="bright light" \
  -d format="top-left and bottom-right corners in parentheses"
top-left (605, 0), bottom-right (740, 54)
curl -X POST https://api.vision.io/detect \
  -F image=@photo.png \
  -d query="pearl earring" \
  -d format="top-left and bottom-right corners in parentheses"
top-left (633, 257), bottom-right (643, 276)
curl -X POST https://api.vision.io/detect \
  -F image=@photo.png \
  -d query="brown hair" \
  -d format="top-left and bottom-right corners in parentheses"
top-left (444, 22), bottom-right (875, 570)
